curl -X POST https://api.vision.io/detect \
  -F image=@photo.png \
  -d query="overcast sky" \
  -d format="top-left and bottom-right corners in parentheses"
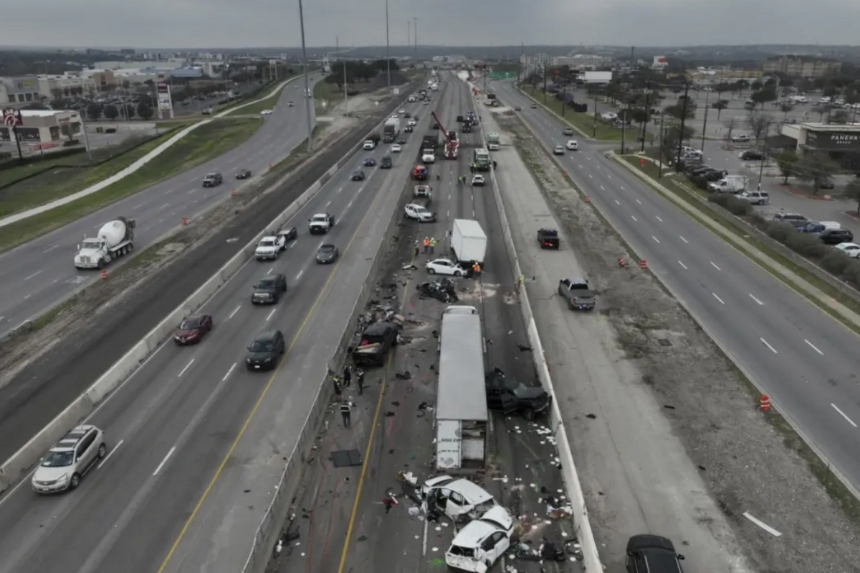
top-left (3, 0), bottom-right (860, 49)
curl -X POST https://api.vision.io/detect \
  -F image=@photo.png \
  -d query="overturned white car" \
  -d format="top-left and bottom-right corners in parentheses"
top-left (445, 506), bottom-right (514, 572)
top-left (421, 475), bottom-right (497, 522)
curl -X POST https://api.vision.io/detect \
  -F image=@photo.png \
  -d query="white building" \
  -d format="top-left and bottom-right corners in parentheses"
top-left (520, 52), bottom-right (613, 70)
top-left (0, 109), bottom-right (83, 151)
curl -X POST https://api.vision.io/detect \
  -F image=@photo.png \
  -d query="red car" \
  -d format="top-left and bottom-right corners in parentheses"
top-left (174, 314), bottom-right (213, 345)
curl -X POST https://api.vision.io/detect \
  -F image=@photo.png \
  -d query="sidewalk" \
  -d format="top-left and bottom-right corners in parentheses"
top-left (0, 77), bottom-right (299, 229)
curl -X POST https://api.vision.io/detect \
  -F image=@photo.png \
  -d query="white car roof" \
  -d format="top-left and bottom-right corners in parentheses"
top-left (429, 478), bottom-right (493, 504)
top-left (449, 507), bottom-right (513, 547)
top-left (838, 242), bottom-right (860, 249)
top-left (260, 236), bottom-right (276, 241)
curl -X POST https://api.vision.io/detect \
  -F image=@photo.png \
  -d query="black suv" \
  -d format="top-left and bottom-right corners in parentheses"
top-left (820, 228), bottom-right (854, 245)
top-left (246, 330), bottom-right (286, 371)
top-left (626, 535), bottom-right (685, 573)
top-left (202, 173), bottom-right (223, 187)
top-left (485, 368), bottom-right (551, 421)
top-left (740, 150), bottom-right (765, 161)
top-left (252, 274), bottom-right (287, 304)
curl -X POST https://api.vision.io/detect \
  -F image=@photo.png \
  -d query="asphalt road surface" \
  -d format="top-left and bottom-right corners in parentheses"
top-left (0, 94), bottom-right (431, 573)
top-left (276, 72), bottom-right (578, 573)
top-left (0, 75), bottom-right (320, 339)
top-left (492, 79), bottom-right (860, 496)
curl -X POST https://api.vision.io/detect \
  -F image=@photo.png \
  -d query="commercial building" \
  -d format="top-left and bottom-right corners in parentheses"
top-left (0, 110), bottom-right (83, 151)
top-left (763, 56), bottom-right (841, 78)
top-left (779, 122), bottom-right (860, 153)
top-left (520, 52), bottom-right (613, 71)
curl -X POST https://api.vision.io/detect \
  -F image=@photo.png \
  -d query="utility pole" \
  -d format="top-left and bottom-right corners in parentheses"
top-left (675, 81), bottom-right (690, 170)
top-left (385, 0), bottom-right (391, 87)
top-left (298, 0), bottom-right (314, 152)
top-left (592, 88), bottom-right (599, 138)
top-left (413, 18), bottom-right (417, 62)
top-left (757, 122), bottom-right (771, 191)
top-left (701, 88), bottom-right (710, 152)
top-left (407, 21), bottom-right (411, 53)
top-left (518, 42), bottom-right (524, 84)
top-left (543, 63), bottom-right (548, 105)
top-left (640, 79), bottom-right (651, 152)
top-left (657, 112), bottom-right (666, 177)
top-left (620, 104), bottom-right (626, 154)
top-left (561, 84), bottom-right (566, 117)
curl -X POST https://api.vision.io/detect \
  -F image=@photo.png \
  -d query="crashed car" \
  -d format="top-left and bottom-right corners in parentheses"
top-left (485, 367), bottom-right (551, 421)
top-left (417, 278), bottom-right (459, 303)
top-left (420, 476), bottom-right (497, 522)
top-left (352, 320), bottom-right (401, 367)
top-left (445, 506), bottom-right (514, 572)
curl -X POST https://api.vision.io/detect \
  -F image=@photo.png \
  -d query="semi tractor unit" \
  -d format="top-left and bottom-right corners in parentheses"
top-left (383, 118), bottom-right (401, 143)
top-left (74, 217), bottom-right (136, 269)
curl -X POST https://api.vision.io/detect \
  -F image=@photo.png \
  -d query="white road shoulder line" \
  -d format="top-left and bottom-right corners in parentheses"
top-left (832, 404), bottom-right (858, 428)
top-left (97, 439), bottom-right (123, 469)
top-left (153, 446), bottom-right (176, 476)
top-left (743, 512), bottom-right (782, 537)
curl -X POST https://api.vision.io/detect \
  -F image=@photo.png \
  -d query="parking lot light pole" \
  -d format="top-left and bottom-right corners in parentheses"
top-left (298, 0), bottom-right (314, 152)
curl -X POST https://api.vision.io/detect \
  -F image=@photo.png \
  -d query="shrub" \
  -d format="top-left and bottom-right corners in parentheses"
top-left (708, 193), bottom-right (752, 216)
top-left (0, 151), bottom-right (11, 161)
top-left (690, 175), bottom-right (708, 190)
top-left (748, 212), bottom-right (768, 229)
top-left (842, 260), bottom-right (860, 289)
top-left (785, 232), bottom-right (828, 259)
top-left (820, 250), bottom-right (851, 276)
top-left (766, 221), bottom-right (795, 243)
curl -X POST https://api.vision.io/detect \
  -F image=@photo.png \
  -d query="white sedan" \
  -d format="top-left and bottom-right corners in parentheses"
top-left (471, 175), bottom-right (485, 186)
top-left (566, 140), bottom-right (579, 151)
top-left (426, 258), bottom-right (464, 277)
top-left (260, 109), bottom-right (273, 116)
top-left (391, 143), bottom-right (402, 153)
top-left (553, 145), bottom-right (564, 155)
top-left (835, 242), bottom-right (860, 258)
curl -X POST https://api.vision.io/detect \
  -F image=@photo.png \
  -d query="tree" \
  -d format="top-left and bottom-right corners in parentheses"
top-left (823, 85), bottom-right (838, 98)
top-left (775, 151), bottom-right (799, 184)
top-left (780, 101), bottom-right (794, 119)
top-left (124, 103), bottom-right (136, 119)
top-left (630, 107), bottom-right (650, 125)
top-left (846, 179), bottom-right (860, 213)
top-left (724, 116), bottom-right (739, 142)
top-left (747, 112), bottom-right (770, 145)
top-left (712, 100), bottom-right (728, 120)
top-left (751, 80), bottom-right (763, 91)
top-left (86, 103), bottom-right (102, 120)
top-left (751, 87), bottom-right (777, 109)
top-left (796, 155), bottom-right (838, 194)
top-left (664, 100), bottom-right (696, 121)
top-left (831, 110), bottom-right (849, 124)
top-left (103, 104), bottom-right (119, 120)
top-left (49, 99), bottom-right (66, 110)
top-left (817, 104), bottom-right (832, 122)
top-left (137, 103), bottom-right (153, 120)
top-left (662, 125), bottom-right (696, 163)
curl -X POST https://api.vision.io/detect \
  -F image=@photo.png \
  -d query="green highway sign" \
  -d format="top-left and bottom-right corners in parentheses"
top-left (488, 71), bottom-right (517, 80)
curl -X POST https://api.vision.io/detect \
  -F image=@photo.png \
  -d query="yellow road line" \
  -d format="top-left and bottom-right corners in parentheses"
top-left (156, 179), bottom-right (389, 573)
top-left (336, 250), bottom-right (416, 573)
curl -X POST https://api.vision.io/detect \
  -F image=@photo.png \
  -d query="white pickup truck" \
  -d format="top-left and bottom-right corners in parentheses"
top-left (254, 227), bottom-right (297, 260)
top-left (308, 213), bottom-right (336, 235)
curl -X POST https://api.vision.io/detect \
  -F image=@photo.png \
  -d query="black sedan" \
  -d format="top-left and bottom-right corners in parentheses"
top-left (363, 158), bottom-right (376, 167)
top-left (316, 243), bottom-right (339, 264)
top-left (236, 169), bottom-right (252, 179)
top-left (351, 170), bottom-right (366, 181)
top-left (245, 330), bottom-right (285, 371)
top-left (397, 137), bottom-right (407, 145)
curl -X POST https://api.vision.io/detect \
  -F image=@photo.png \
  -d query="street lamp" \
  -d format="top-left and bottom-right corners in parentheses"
top-left (385, 0), bottom-right (391, 87)
top-left (298, 0), bottom-right (314, 152)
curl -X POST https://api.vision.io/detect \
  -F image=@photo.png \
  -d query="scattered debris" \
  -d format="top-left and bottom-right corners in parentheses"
top-left (395, 371), bottom-right (412, 380)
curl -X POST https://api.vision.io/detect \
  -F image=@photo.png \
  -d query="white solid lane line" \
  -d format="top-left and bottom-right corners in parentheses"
top-left (228, 305), bottom-right (241, 320)
top-left (178, 359), bottom-right (195, 377)
top-left (97, 439), bottom-right (124, 469)
top-left (222, 362), bottom-right (237, 382)
top-left (712, 293), bottom-right (726, 305)
top-left (804, 339), bottom-right (824, 356)
top-left (652, 235), bottom-right (660, 243)
top-left (749, 294), bottom-right (764, 305)
top-left (153, 446), bottom-right (176, 476)
top-left (678, 261), bottom-right (688, 270)
top-left (832, 404), bottom-right (858, 428)
top-left (42, 245), bottom-right (59, 254)
top-left (266, 308), bottom-right (277, 321)
top-left (760, 338), bottom-right (778, 354)
top-left (711, 262), bottom-right (722, 271)
top-left (679, 236), bottom-right (689, 244)
top-left (743, 512), bottom-right (782, 537)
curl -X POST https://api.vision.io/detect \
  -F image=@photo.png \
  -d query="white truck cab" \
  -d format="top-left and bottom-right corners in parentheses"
top-left (255, 236), bottom-right (285, 260)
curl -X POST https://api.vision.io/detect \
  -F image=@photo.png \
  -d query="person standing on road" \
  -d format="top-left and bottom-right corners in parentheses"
top-left (423, 237), bottom-right (430, 253)
top-left (414, 240), bottom-right (420, 259)
top-left (472, 261), bottom-right (481, 276)
top-left (343, 365), bottom-right (352, 388)
top-left (356, 368), bottom-right (366, 395)
top-left (332, 375), bottom-right (342, 397)
top-left (340, 400), bottom-right (353, 427)
top-left (382, 494), bottom-right (398, 514)
top-left (429, 237), bottom-right (437, 254)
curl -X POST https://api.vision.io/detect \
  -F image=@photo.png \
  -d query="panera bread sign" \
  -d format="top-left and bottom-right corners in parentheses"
top-left (806, 131), bottom-right (860, 151)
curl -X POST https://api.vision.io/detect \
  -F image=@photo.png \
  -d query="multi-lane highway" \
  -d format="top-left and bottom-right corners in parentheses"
top-left (0, 75), bottom-right (319, 338)
top-left (492, 79), bottom-right (860, 493)
top-left (0, 94), bottom-right (429, 573)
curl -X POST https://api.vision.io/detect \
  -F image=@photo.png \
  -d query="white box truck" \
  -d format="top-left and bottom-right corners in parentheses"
top-left (74, 217), bottom-right (135, 269)
top-left (451, 219), bottom-right (487, 264)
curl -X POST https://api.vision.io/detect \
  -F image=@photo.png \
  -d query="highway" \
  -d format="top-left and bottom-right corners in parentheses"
top-left (491, 80), bottom-right (860, 494)
top-left (276, 72), bottom-right (575, 573)
top-left (0, 95), bottom-right (429, 573)
top-left (0, 75), bottom-right (320, 339)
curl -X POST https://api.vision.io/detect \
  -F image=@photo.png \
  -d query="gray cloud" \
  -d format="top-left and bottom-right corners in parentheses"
top-left (2, 0), bottom-right (860, 49)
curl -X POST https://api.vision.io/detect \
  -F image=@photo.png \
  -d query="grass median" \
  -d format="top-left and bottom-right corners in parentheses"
top-left (314, 81), bottom-right (344, 115)
top-left (0, 117), bottom-right (263, 254)
top-left (224, 77), bottom-right (298, 117)
top-left (519, 85), bottom-right (626, 141)
top-left (619, 155), bottom-right (860, 336)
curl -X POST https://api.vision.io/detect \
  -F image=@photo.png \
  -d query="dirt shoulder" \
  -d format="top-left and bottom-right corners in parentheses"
top-left (490, 109), bottom-right (860, 573)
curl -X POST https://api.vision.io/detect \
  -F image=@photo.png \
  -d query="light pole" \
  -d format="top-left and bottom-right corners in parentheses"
top-left (385, 0), bottom-right (391, 87)
top-left (701, 88), bottom-right (710, 152)
top-left (413, 18), bottom-right (417, 62)
top-left (298, 0), bottom-right (314, 152)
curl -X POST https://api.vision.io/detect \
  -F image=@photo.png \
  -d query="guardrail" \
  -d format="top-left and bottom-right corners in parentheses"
top-left (468, 80), bottom-right (603, 573)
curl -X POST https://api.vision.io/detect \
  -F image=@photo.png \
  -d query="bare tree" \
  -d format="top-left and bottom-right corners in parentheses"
top-left (747, 112), bottom-right (770, 145)
top-left (724, 116), bottom-right (739, 142)
top-left (780, 101), bottom-right (794, 119)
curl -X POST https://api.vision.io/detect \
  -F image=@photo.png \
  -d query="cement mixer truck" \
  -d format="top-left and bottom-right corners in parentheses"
top-left (74, 216), bottom-right (136, 269)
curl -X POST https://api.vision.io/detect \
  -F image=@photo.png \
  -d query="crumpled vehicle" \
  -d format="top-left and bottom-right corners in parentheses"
top-left (418, 278), bottom-right (459, 303)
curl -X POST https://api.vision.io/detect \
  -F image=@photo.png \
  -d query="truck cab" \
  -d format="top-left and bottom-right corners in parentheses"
top-left (421, 149), bottom-right (436, 164)
top-left (558, 278), bottom-right (596, 310)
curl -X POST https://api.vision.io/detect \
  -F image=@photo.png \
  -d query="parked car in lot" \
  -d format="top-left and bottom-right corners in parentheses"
top-left (773, 212), bottom-right (809, 227)
top-left (819, 228), bottom-right (854, 245)
top-left (174, 314), bottom-right (213, 345)
top-left (739, 150), bottom-right (765, 161)
top-left (737, 191), bottom-right (769, 205)
top-left (835, 242), bottom-right (860, 258)
top-left (731, 134), bottom-right (751, 143)
top-left (245, 330), bottom-right (286, 371)
top-left (32, 425), bottom-right (107, 493)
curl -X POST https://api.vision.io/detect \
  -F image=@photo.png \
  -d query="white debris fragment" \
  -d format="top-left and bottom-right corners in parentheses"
top-left (436, 526), bottom-right (442, 531)
top-left (401, 472), bottom-right (418, 486)
top-left (432, 547), bottom-right (439, 552)
top-left (441, 522), bottom-right (449, 527)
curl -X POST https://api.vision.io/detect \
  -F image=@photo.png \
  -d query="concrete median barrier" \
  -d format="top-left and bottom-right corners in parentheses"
top-left (0, 91), bottom-right (414, 498)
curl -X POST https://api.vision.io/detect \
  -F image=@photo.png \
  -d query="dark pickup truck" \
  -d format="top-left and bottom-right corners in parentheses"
top-left (558, 278), bottom-right (596, 310)
top-left (351, 321), bottom-right (400, 367)
top-left (538, 228), bottom-right (560, 249)
top-left (485, 368), bottom-right (551, 421)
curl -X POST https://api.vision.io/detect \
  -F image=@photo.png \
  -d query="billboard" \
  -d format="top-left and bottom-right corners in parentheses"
top-left (580, 71), bottom-right (612, 84)
top-left (805, 130), bottom-right (860, 152)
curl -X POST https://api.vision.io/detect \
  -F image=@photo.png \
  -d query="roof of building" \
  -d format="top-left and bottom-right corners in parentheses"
top-left (766, 55), bottom-right (839, 63)
top-left (21, 109), bottom-right (68, 118)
